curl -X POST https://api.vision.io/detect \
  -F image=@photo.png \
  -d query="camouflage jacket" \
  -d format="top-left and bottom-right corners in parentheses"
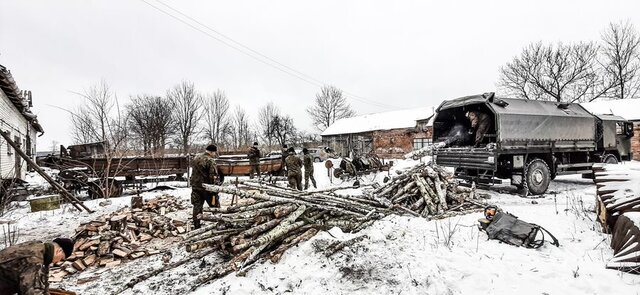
top-left (0, 241), bottom-right (52, 295)
top-left (190, 153), bottom-right (220, 190)
top-left (247, 147), bottom-right (261, 163)
top-left (285, 154), bottom-right (303, 176)
top-left (303, 154), bottom-right (314, 172)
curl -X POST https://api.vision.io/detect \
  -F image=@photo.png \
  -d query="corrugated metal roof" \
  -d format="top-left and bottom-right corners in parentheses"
top-left (0, 64), bottom-right (44, 134)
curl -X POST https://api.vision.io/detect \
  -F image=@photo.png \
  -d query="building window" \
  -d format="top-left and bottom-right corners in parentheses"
top-left (413, 138), bottom-right (432, 150)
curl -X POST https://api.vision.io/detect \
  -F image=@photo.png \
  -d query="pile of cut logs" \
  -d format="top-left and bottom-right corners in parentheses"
top-left (124, 163), bottom-right (485, 291)
top-left (50, 195), bottom-right (187, 282)
top-left (369, 162), bottom-right (485, 218)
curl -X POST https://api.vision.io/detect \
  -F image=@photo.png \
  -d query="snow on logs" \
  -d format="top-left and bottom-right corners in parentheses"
top-left (608, 213), bottom-right (640, 273)
top-left (121, 163), bottom-right (483, 291)
top-left (167, 163), bottom-right (484, 289)
top-left (594, 164), bottom-right (640, 273)
top-left (367, 162), bottom-right (486, 218)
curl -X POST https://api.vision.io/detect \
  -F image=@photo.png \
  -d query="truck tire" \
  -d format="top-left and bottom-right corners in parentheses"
top-left (603, 154), bottom-right (618, 164)
top-left (524, 158), bottom-right (551, 195)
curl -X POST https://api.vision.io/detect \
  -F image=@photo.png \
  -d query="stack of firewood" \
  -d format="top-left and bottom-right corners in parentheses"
top-left (120, 164), bottom-right (486, 292)
top-left (369, 162), bottom-right (485, 218)
top-left (49, 195), bottom-right (187, 282)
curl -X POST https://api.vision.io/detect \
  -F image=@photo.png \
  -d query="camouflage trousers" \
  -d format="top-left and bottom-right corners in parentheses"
top-left (288, 173), bottom-right (302, 191)
top-left (191, 189), bottom-right (219, 229)
top-left (249, 162), bottom-right (261, 179)
top-left (304, 170), bottom-right (316, 189)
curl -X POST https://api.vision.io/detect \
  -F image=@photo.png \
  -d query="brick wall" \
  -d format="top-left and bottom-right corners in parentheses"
top-left (373, 127), bottom-right (432, 159)
top-left (633, 122), bottom-right (640, 161)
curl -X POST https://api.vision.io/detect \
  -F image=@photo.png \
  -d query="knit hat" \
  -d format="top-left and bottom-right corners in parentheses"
top-left (253, 142), bottom-right (259, 146)
top-left (206, 144), bottom-right (218, 152)
top-left (287, 147), bottom-right (295, 153)
top-left (302, 148), bottom-right (308, 154)
top-left (53, 238), bottom-right (74, 258)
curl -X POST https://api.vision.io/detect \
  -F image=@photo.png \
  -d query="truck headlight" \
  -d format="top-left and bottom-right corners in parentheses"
top-left (487, 156), bottom-right (495, 163)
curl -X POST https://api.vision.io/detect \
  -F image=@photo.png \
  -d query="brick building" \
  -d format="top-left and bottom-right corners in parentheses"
top-left (581, 99), bottom-right (640, 161)
top-left (321, 108), bottom-right (433, 159)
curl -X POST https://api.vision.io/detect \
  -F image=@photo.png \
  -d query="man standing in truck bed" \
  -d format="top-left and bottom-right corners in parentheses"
top-left (467, 111), bottom-right (491, 147)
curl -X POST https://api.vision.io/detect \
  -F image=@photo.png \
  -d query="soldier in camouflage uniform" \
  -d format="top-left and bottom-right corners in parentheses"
top-left (280, 144), bottom-right (288, 176)
top-left (190, 144), bottom-right (223, 229)
top-left (285, 147), bottom-right (303, 190)
top-left (466, 111), bottom-right (491, 147)
top-left (248, 142), bottom-right (261, 179)
top-left (0, 237), bottom-right (74, 295)
top-left (302, 148), bottom-right (317, 190)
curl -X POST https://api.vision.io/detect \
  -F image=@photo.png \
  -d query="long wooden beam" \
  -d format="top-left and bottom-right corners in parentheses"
top-left (0, 131), bottom-right (93, 213)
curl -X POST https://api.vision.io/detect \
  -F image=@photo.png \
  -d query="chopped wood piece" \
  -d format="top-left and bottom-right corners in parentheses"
top-left (112, 249), bottom-right (129, 258)
top-left (72, 260), bottom-right (86, 271)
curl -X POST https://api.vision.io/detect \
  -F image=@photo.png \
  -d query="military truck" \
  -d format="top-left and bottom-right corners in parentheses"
top-left (433, 93), bottom-right (634, 195)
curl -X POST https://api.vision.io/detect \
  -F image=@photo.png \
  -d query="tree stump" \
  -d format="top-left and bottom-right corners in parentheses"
top-left (131, 196), bottom-right (144, 209)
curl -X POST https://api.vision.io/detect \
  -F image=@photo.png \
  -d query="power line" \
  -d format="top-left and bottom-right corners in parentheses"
top-left (139, 0), bottom-right (398, 109)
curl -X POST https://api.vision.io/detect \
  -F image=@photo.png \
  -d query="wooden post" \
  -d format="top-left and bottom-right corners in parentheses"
top-left (0, 131), bottom-right (92, 213)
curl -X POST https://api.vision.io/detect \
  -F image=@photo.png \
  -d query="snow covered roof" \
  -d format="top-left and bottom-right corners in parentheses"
top-left (321, 107), bottom-right (433, 136)
top-left (580, 99), bottom-right (640, 121)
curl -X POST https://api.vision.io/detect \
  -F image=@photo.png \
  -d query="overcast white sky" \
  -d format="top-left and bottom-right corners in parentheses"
top-left (1, 0), bottom-right (639, 151)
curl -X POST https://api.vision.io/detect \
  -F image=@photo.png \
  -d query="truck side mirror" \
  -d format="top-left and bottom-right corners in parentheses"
top-left (626, 122), bottom-right (635, 137)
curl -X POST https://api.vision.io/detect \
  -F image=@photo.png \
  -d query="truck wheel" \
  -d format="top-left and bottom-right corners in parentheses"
top-left (603, 154), bottom-right (618, 164)
top-left (524, 158), bottom-right (551, 195)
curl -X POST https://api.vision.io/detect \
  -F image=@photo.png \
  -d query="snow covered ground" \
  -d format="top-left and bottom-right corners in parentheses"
top-left (3, 159), bottom-right (640, 295)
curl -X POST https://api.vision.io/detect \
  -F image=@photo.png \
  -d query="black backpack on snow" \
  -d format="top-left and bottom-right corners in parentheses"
top-left (483, 212), bottom-right (559, 248)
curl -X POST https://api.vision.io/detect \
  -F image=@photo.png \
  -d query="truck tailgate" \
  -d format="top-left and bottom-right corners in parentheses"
top-left (434, 148), bottom-right (498, 171)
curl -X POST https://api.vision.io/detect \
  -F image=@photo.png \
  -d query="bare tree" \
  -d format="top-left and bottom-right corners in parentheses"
top-left (271, 115), bottom-right (296, 146)
top-left (70, 110), bottom-right (95, 144)
top-left (167, 81), bottom-right (203, 154)
top-left (257, 102), bottom-right (280, 147)
top-left (307, 85), bottom-right (356, 131)
top-left (601, 21), bottom-right (640, 100)
top-left (70, 81), bottom-right (128, 151)
top-left (127, 95), bottom-right (175, 155)
top-left (229, 106), bottom-right (252, 149)
top-left (203, 90), bottom-right (230, 145)
top-left (498, 42), bottom-right (614, 102)
top-left (68, 81), bottom-right (131, 200)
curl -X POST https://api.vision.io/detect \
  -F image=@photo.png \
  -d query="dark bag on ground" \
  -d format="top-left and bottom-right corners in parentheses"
top-left (484, 212), bottom-right (559, 248)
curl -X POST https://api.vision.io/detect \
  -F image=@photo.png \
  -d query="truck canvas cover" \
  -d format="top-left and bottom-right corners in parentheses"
top-left (437, 95), bottom-right (596, 148)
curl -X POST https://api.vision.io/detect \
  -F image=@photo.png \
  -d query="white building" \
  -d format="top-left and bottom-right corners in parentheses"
top-left (0, 64), bottom-right (44, 181)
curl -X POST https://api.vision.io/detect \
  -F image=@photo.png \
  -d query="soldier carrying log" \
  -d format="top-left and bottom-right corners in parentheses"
top-left (285, 147), bottom-right (303, 190)
top-left (0, 237), bottom-right (74, 294)
top-left (302, 148), bottom-right (317, 190)
top-left (248, 142), bottom-right (261, 179)
top-left (190, 144), bottom-right (224, 229)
